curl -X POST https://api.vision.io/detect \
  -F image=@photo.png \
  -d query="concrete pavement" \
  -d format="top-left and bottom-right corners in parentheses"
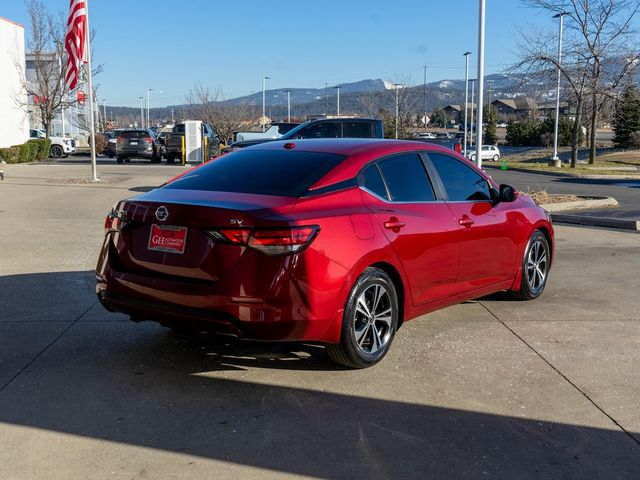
top-left (1, 162), bottom-right (639, 479)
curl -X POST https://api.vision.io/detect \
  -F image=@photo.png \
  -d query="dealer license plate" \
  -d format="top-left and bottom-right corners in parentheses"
top-left (148, 224), bottom-right (188, 254)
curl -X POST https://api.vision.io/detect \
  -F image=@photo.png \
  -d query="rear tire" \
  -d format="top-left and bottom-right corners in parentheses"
top-left (166, 155), bottom-right (175, 164)
top-left (116, 156), bottom-right (124, 164)
top-left (511, 230), bottom-right (550, 300)
top-left (327, 268), bottom-right (398, 368)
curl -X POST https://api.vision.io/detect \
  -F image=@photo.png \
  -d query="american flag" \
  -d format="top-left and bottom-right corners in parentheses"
top-left (64, 0), bottom-right (87, 90)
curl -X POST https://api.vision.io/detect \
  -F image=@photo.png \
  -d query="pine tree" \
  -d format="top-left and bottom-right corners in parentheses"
top-left (613, 82), bottom-right (640, 148)
top-left (484, 106), bottom-right (497, 145)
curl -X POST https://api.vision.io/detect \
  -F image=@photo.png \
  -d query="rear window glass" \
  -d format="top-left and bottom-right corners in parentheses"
top-left (163, 149), bottom-right (346, 197)
top-left (121, 131), bottom-right (148, 139)
top-left (342, 122), bottom-right (371, 138)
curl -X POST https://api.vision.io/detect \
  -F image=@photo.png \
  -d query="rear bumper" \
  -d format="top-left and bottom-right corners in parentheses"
top-left (116, 148), bottom-right (154, 158)
top-left (95, 244), bottom-right (348, 343)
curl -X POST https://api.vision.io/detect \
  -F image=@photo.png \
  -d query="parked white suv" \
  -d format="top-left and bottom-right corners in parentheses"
top-left (466, 145), bottom-right (501, 162)
top-left (30, 129), bottom-right (76, 158)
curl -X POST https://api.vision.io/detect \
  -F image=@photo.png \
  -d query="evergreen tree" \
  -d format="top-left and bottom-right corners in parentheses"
top-left (613, 82), bottom-right (640, 148)
top-left (484, 106), bottom-right (497, 145)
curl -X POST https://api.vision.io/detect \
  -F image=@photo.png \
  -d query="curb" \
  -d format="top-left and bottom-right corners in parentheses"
top-left (484, 164), bottom-right (640, 180)
top-left (550, 213), bottom-right (640, 231)
top-left (540, 196), bottom-right (619, 213)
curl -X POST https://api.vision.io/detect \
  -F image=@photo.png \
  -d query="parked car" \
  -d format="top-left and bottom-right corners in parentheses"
top-left (115, 129), bottom-right (162, 164)
top-left (497, 122), bottom-right (508, 128)
top-left (29, 129), bottom-right (76, 158)
top-left (104, 129), bottom-right (124, 158)
top-left (235, 122), bottom-right (301, 142)
top-left (97, 138), bottom-right (554, 368)
top-left (414, 132), bottom-right (436, 139)
top-left (223, 118), bottom-right (384, 153)
top-left (466, 145), bottom-right (501, 162)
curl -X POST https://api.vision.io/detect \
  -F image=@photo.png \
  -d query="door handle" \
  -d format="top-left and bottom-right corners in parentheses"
top-left (458, 216), bottom-right (474, 227)
top-left (384, 219), bottom-right (405, 230)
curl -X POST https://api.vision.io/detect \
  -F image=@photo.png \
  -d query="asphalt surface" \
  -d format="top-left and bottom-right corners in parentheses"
top-left (486, 165), bottom-right (640, 220)
top-left (1, 161), bottom-right (639, 479)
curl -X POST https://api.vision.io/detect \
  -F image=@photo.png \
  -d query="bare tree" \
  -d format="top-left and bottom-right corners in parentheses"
top-left (184, 84), bottom-right (250, 145)
top-left (515, 0), bottom-right (640, 166)
top-left (17, 0), bottom-right (102, 138)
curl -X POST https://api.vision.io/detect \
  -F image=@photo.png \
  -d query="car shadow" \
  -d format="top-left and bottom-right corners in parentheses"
top-left (1, 271), bottom-right (639, 478)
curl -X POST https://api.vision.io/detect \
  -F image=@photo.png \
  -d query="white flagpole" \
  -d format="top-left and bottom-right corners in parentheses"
top-left (84, 0), bottom-right (98, 181)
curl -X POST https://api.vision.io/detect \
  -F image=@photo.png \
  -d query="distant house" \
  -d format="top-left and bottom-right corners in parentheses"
top-left (491, 97), bottom-right (539, 120)
top-left (537, 101), bottom-right (571, 118)
top-left (443, 103), bottom-right (477, 125)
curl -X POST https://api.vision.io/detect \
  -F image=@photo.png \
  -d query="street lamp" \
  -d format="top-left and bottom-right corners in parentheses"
top-left (463, 52), bottom-right (471, 156)
top-left (102, 98), bottom-right (107, 129)
top-left (393, 83), bottom-right (402, 139)
top-left (470, 79), bottom-right (476, 149)
top-left (146, 88), bottom-right (153, 129)
top-left (286, 89), bottom-right (291, 122)
top-left (262, 76), bottom-right (270, 132)
top-left (335, 85), bottom-right (341, 116)
top-left (423, 65), bottom-right (427, 130)
top-left (551, 12), bottom-right (568, 167)
top-left (475, 0), bottom-right (486, 169)
top-left (139, 96), bottom-right (144, 128)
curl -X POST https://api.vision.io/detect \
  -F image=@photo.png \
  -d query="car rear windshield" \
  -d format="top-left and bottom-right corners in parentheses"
top-left (163, 149), bottom-right (346, 197)
top-left (121, 131), bottom-right (149, 139)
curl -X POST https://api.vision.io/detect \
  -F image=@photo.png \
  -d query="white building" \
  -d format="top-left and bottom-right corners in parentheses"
top-left (0, 16), bottom-right (29, 147)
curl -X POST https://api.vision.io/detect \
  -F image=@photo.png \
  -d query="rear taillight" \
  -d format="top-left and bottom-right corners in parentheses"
top-left (104, 206), bottom-right (126, 233)
top-left (454, 143), bottom-right (461, 153)
top-left (117, 136), bottom-right (124, 144)
top-left (206, 226), bottom-right (319, 256)
top-left (143, 137), bottom-right (153, 143)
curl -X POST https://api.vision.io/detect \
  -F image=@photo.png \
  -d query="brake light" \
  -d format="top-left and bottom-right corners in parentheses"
top-left (117, 136), bottom-right (124, 144)
top-left (143, 137), bottom-right (153, 143)
top-left (206, 226), bottom-right (319, 255)
top-left (104, 206), bottom-right (126, 233)
top-left (454, 143), bottom-right (461, 153)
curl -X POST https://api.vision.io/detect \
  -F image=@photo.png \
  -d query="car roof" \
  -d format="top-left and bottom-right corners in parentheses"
top-left (247, 138), bottom-right (476, 191)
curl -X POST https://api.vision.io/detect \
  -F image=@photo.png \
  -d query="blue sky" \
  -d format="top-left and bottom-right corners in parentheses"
top-left (4, 0), bottom-right (563, 107)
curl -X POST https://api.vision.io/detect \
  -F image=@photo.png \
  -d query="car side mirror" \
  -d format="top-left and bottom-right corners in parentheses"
top-left (499, 184), bottom-right (516, 203)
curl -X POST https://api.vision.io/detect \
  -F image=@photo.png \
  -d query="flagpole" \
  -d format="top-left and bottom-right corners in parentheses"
top-left (84, 0), bottom-right (98, 181)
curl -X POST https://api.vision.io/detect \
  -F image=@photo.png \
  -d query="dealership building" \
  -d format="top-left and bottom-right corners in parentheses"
top-left (0, 16), bottom-right (29, 148)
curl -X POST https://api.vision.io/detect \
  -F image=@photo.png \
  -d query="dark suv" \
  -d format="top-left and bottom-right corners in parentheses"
top-left (223, 118), bottom-right (384, 153)
top-left (116, 129), bottom-right (162, 164)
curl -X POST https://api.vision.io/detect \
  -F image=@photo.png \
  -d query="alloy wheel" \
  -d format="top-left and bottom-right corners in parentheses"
top-left (352, 284), bottom-right (393, 355)
top-left (526, 239), bottom-right (548, 293)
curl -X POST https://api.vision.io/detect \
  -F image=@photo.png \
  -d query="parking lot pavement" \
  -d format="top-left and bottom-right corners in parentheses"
top-left (1, 163), bottom-right (639, 479)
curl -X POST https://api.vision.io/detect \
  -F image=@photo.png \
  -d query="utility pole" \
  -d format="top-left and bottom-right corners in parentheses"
top-left (335, 85), bottom-right (341, 116)
top-left (423, 65), bottom-right (427, 130)
top-left (470, 80), bottom-right (475, 148)
top-left (139, 96), bottom-right (144, 128)
top-left (171, 107), bottom-right (174, 123)
top-left (324, 81), bottom-right (328, 116)
top-left (262, 76), bottom-right (270, 132)
top-left (286, 89), bottom-right (291, 122)
top-left (102, 99), bottom-right (107, 129)
top-left (393, 83), bottom-right (402, 139)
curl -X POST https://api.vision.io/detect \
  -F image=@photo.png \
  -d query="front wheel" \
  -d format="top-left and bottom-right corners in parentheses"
top-left (50, 145), bottom-right (63, 158)
top-left (493, 154), bottom-right (500, 161)
top-left (511, 230), bottom-right (550, 300)
top-left (326, 268), bottom-right (398, 368)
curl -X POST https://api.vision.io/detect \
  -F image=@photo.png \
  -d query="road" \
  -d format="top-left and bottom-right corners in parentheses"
top-left (0, 161), bottom-right (639, 479)
top-left (486, 165), bottom-right (640, 219)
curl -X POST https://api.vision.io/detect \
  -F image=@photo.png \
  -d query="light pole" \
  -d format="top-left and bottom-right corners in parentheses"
top-left (139, 96), bottom-right (144, 128)
top-left (474, 0), bottom-right (486, 169)
top-left (423, 65), bottom-right (427, 130)
top-left (393, 83), bottom-right (402, 139)
top-left (286, 89), bottom-right (291, 122)
top-left (335, 85), bottom-right (341, 116)
top-left (146, 88), bottom-right (153, 129)
top-left (102, 99), bottom-right (107, 129)
top-left (470, 79), bottom-right (476, 149)
top-left (463, 52), bottom-right (471, 156)
top-left (551, 12), bottom-right (567, 167)
top-left (262, 76), bottom-right (270, 132)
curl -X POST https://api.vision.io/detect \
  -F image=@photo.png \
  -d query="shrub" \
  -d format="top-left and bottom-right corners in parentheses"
top-left (27, 138), bottom-right (52, 160)
top-left (630, 131), bottom-right (640, 148)
top-left (0, 146), bottom-right (20, 163)
top-left (17, 142), bottom-right (38, 162)
top-left (94, 133), bottom-right (108, 155)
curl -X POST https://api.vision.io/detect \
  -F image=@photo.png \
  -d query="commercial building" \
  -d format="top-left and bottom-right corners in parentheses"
top-left (0, 16), bottom-right (29, 148)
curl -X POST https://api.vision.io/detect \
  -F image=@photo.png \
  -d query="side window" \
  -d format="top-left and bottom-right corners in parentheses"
top-left (429, 153), bottom-right (492, 201)
top-left (175, 124), bottom-right (185, 134)
top-left (378, 154), bottom-right (436, 202)
top-left (297, 122), bottom-right (339, 139)
top-left (342, 121), bottom-right (371, 138)
top-left (357, 163), bottom-right (388, 200)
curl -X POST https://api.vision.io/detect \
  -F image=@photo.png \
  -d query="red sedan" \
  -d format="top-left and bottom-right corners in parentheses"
top-left (97, 139), bottom-right (553, 368)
